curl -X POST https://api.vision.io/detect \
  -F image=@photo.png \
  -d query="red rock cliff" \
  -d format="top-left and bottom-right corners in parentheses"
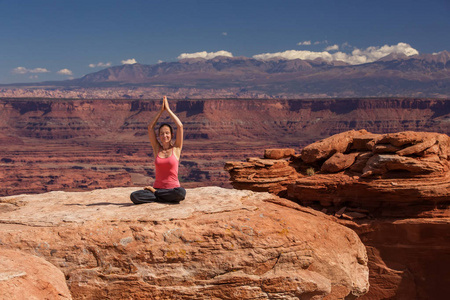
top-left (225, 130), bottom-right (450, 299)
top-left (2, 98), bottom-right (450, 196)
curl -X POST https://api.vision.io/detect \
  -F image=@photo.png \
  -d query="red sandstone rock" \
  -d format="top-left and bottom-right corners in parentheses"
top-left (227, 131), bottom-right (450, 209)
top-left (3, 96), bottom-right (450, 298)
top-left (372, 143), bottom-right (401, 153)
top-left (0, 249), bottom-right (72, 300)
top-left (264, 148), bottom-right (295, 159)
top-left (342, 217), bottom-right (450, 300)
top-left (226, 130), bottom-right (450, 299)
top-left (341, 212), bottom-right (367, 220)
top-left (227, 131), bottom-right (450, 208)
top-left (396, 136), bottom-right (437, 156)
top-left (321, 152), bottom-right (359, 173)
top-left (352, 133), bottom-right (382, 151)
top-left (300, 129), bottom-right (369, 164)
top-left (224, 157), bottom-right (298, 194)
top-left (361, 154), bottom-right (447, 177)
top-left (378, 131), bottom-right (436, 147)
top-left (3, 98), bottom-right (450, 196)
top-left (0, 187), bottom-right (369, 299)
top-left (349, 152), bottom-right (373, 173)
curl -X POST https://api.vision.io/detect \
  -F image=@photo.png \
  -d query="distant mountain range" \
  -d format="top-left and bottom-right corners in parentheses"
top-left (4, 51), bottom-right (450, 98)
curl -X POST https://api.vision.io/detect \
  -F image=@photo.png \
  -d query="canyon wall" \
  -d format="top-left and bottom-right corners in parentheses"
top-left (1, 97), bottom-right (450, 196)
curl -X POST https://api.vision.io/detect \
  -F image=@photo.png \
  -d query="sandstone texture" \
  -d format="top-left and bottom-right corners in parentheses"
top-left (291, 130), bottom-right (450, 211)
top-left (225, 130), bottom-right (450, 299)
top-left (264, 148), bottom-right (296, 159)
top-left (343, 217), bottom-right (450, 300)
top-left (224, 157), bottom-right (297, 195)
top-left (226, 130), bottom-right (450, 210)
top-left (0, 187), bottom-right (369, 299)
top-left (0, 248), bottom-right (72, 300)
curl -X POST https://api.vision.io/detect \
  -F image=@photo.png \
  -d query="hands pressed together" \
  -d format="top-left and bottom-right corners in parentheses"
top-left (161, 96), bottom-right (171, 112)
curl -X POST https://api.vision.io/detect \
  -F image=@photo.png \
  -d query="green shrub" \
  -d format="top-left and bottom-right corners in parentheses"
top-left (306, 167), bottom-right (315, 176)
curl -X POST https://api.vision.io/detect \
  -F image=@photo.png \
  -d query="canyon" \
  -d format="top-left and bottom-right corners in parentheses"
top-left (1, 97), bottom-right (450, 299)
top-left (1, 97), bottom-right (450, 196)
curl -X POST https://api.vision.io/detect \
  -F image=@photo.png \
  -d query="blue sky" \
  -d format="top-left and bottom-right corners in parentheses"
top-left (1, 0), bottom-right (449, 84)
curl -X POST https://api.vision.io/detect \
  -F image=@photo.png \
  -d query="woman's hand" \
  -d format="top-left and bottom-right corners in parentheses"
top-left (160, 96), bottom-right (166, 112)
top-left (163, 96), bottom-right (171, 111)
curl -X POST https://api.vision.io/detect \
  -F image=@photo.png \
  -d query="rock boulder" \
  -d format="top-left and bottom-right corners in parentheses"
top-left (300, 130), bottom-right (370, 164)
top-left (224, 157), bottom-right (297, 195)
top-left (0, 249), bottom-right (72, 300)
top-left (0, 187), bottom-right (369, 300)
top-left (225, 131), bottom-right (450, 209)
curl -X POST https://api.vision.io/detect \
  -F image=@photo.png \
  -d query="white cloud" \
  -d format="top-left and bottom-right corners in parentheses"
top-left (57, 68), bottom-right (73, 76)
top-left (12, 67), bottom-right (28, 74)
top-left (325, 44), bottom-right (339, 51)
top-left (253, 50), bottom-right (334, 61)
top-left (222, 32), bottom-right (228, 36)
top-left (89, 62), bottom-right (112, 68)
top-left (253, 42), bottom-right (419, 65)
top-left (350, 42), bottom-right (419, 63)
top-left (12, 67), bottom-right (50, 74)
top-left (177, 50), bottom-right (233, 60)
top-left (122, 58), bottom-right (137, 65)
top-left (30, 68), bottom-right (50, 73)
top-left (157, 60), bottom-right (164, 64)
top-left (341, 42), bottom-right (352, 50)
top-left (297, 40), bottom-right (311, 46)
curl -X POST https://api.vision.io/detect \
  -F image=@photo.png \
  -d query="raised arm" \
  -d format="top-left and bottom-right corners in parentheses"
top-left (148, 100), bottom-right (165, 154)
top-left (163, 96), bottom-right (183, 150)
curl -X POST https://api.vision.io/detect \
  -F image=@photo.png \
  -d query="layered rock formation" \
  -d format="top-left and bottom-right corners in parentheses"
top-left (2, 97), bottom-right (450, 196)
top-left (0, 187), bottom-right (369, 299)
top-left (225, 130), bottom-right (450, 299)
top-left (226, 130), bottom-right (450, 211)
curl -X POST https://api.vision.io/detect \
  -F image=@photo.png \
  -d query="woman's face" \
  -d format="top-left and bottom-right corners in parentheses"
top-left (159, 126), bottom-right (172, 143)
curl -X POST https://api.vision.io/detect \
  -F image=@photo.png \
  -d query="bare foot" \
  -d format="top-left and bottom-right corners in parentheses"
top-left (144, 186), bottom-right (156, 193)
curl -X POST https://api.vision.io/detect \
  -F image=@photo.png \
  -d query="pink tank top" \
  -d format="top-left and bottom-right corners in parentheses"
top-left (154, 150), bottom-right (180, 189)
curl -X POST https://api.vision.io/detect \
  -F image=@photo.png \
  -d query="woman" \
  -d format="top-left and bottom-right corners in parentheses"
top-left (130, 96), bottom-right (186, 204)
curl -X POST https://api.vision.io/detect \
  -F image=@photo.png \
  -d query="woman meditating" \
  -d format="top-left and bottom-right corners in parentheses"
top-left (130, 96), bottom-right (186, 204)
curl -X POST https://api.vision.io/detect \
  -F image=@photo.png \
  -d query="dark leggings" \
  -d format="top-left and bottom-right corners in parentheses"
top-left (130, 187), bottom-right (186, 204)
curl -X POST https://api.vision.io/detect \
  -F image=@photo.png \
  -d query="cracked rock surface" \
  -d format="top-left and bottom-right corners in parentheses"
top-left (0, 186), bottom-right (368, 299)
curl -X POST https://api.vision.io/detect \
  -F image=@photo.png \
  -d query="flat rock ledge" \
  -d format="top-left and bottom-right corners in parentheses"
top-left (0, 187), bottom-right (369, 300)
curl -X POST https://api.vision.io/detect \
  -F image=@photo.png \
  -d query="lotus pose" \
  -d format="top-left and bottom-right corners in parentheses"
top-left (130, 96), bottom-right (186, 204)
